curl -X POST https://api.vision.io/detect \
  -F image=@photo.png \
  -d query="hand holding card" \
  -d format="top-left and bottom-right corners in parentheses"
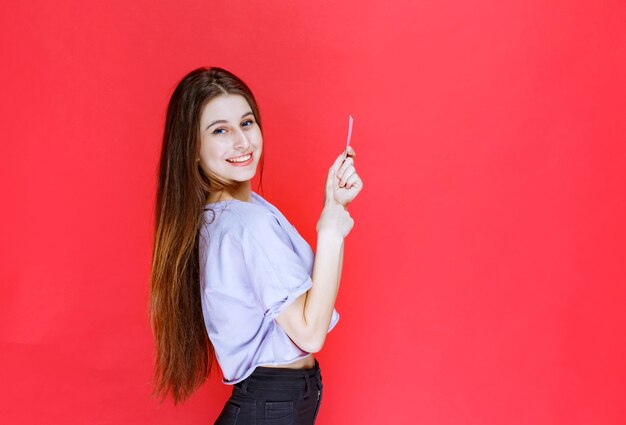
top-left (323, 114), bottom-right (362, 208)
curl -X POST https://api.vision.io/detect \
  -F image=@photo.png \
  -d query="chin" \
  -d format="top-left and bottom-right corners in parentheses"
top-left (230, 172), bottom-right (257, 182)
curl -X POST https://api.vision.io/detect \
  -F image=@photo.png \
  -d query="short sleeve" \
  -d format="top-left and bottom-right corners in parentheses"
top-left (241, 211), bottom-right (313, 320)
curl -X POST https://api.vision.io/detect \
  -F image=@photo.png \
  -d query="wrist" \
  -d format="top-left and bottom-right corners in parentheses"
top-left (316, 228), bottom-right (344, 244)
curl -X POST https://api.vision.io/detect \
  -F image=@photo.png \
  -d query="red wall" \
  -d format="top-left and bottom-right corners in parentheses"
top-left (1, 1), bottom-right (625, 424)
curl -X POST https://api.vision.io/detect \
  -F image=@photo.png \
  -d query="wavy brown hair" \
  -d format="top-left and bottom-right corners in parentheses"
top-left (150, 67), bottom-right (264, 404)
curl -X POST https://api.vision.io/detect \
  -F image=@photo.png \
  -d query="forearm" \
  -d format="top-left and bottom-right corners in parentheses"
top-left (304, 230), bottom-right (344, 349)
top-left (337, 237), bottom-right (344, 283)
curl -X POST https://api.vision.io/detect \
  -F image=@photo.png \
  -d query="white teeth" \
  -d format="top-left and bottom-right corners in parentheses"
top-left (227, 154), bottom-right (251, 163)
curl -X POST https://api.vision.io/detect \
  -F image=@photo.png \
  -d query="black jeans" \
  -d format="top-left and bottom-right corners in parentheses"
top-left (214, 359), bottom-right (324, 425)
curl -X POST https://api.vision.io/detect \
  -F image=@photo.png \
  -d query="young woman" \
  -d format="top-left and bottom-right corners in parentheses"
top-left (150, 67), bottom-right (362, 424)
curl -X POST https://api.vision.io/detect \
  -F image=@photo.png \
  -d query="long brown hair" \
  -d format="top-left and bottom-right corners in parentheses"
top-left (150, 67), bottom-right (264, 404)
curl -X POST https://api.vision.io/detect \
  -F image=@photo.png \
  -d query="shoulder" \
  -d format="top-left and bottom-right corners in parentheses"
top-left (201, 199), bottom-right (282, 240)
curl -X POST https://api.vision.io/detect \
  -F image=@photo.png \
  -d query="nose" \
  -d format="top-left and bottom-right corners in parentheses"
top-left (234, 128), bottom-right (251, 150)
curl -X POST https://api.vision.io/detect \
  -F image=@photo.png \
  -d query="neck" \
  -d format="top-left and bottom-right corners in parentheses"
top-left (207, 181), bottom-right (252, 203)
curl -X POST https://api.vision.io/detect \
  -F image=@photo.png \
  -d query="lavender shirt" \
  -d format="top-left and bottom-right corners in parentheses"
top-left (198, 191), bottom-right (340, 384)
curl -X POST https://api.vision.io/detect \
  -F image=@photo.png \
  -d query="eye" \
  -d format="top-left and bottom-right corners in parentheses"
top-left (212, 128), bottom-right (226, 135)
top-left (242, 119), bottom-right (255, 127)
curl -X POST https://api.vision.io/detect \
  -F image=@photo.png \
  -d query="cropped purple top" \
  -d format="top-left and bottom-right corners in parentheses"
top-left (198, 191), bottom-right (340, 384)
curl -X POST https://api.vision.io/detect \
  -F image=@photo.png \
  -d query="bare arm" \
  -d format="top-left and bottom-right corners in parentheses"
top-left (337, 236), bottom-right (344, 284)
top-left (275, 229), bottom-right (344, 353)
top-left (275, 147), bottom-right (359, 353)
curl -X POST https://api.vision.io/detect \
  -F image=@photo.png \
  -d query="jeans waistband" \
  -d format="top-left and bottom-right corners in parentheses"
top-left (234, 359), bottom-right (321, 399)
top-left (251, 358), bottom-right (320, 379)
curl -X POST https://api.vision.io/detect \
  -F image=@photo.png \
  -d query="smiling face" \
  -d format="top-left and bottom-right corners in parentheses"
top-left (198, 94), bottom-right (263, 188)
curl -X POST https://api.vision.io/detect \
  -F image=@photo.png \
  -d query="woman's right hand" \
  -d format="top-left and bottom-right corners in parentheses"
top-left (316, 154), bottom-right (356, 239)
top-left (327, 146), bottom-right (362, 207)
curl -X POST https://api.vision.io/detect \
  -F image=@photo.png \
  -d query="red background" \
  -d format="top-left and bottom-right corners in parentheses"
top-left (1, 0), bottom-right (625, 424)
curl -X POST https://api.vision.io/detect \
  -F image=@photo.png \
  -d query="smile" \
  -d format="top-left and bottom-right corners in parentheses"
top-left (226, 153), bottom-right (253, 165)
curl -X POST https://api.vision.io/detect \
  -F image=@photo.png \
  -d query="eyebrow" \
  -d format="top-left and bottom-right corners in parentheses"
top-left (205, 112), bottom-right (254, 131)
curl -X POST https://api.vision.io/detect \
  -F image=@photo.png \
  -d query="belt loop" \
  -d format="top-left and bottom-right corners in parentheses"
top-left (302, 370), bottom-right (311, 398)
top-left (239, 377), bottom-right (249, 394)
